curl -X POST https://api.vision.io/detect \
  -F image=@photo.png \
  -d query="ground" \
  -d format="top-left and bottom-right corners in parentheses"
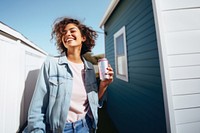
top-left (97, 102), bottom-right (118, 133)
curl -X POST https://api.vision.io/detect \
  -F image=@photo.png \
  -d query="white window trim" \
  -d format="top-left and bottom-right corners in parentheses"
top-left (114, 26), bottom-right (128, 82)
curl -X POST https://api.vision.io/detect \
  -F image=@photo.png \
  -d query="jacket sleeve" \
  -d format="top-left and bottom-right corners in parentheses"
top-left (95, 77), bottom-right (106, 108)
top-left (23, 58), bottom-right (50, 133)
top-left (98, 91), bottom-right (107, 108)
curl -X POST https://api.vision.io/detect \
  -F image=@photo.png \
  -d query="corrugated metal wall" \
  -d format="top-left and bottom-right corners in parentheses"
top-left (0, 23), bottom-right (47, 132)
top-left (104, 0), bottom-right (166, 132)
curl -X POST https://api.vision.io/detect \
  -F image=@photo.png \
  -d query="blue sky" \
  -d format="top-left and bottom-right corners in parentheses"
top-left (0, 0), bottom-right (110, 56)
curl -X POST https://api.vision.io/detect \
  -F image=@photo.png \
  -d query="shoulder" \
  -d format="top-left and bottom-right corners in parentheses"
top-left (42, 55), bottom-right (63, 76)
top-left (85, 60), bottom-right (96, 71)
top-left (86, 60), bottom-right (93, 67)
top-left (41, 56), bottom-right (60, 72)
top-left (82, 57), bottom-right (94, 68)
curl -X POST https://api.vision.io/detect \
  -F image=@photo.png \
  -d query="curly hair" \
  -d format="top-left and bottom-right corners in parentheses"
top-left (51, 17), bottom-right (98, 55)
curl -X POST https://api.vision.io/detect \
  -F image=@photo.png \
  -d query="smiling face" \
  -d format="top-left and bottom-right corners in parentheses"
top-left (51, 17), bottom-right (97, 55)
top-left (62, 23), bottom-right (86, 50)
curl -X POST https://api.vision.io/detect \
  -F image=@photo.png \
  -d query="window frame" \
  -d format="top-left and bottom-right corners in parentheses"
top-left (114, 26), bottom-right (128, 82)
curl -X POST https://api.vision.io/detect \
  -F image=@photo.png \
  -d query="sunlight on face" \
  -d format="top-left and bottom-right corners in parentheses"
top-left (62, 23), bottom-right (86, 50)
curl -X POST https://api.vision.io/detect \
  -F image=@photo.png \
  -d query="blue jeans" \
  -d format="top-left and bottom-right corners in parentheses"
top-left (64, 116), bottom-right (92, 133)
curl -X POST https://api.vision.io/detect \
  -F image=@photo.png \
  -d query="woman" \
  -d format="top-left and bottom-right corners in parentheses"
top-left (23, 17), bottom-right (114, 133)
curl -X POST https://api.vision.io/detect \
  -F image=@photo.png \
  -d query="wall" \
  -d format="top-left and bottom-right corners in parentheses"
top-left (0, 23), bottom-right (47, 132)
top-left (104, 0), bottom-right (166, 132)
top-left (152, 0), bottom-right (200, 133)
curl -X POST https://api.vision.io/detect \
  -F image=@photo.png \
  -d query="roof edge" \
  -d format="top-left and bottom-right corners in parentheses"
top-left (99, 0), bottom-right (120, 29)
top-left (0, 22), bottom-right (48, 55)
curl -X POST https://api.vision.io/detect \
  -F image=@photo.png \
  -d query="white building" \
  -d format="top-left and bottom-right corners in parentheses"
top-left (153, 0), bottom-right (200, 132)
top-left (0, 22), bottom-right (47, 132)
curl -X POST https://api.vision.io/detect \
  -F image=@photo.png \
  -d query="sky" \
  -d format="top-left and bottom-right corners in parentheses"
top-left (0, 0), bottom-right (111, 56)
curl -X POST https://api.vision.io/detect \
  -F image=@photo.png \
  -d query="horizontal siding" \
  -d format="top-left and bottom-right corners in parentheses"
top-left (177, 122), bottom-right (200, 133)
top-left (130, 67), bottom-right (161, 77)
top-left (173, 94), bottom-right (200, 109)
top-left (153, 0), bottom-right (200, 132)
top-left (108, 83), bottom-right (165, 131)
top-left (168, 53), bottom-right (200, 67)
top-left (160, 0), bottom-right (200, 11)
top-left (128, 27), bottom-right (156, 50)
top-left (129, 49), bottom-right (159, 61)
top-left (175, 108), bottom-right (200, 124)
top-left (105, 0), bottom-right (166, 132)
top-left (162, 8), bottom-right (200, 32)
top-left (127, 6), bottom-right (154, 40)
top-left (129, 58), bottom-right (160, 67)
top-left (171, 79), bottom-right (200, 95)
top-left (165, 30), bottom-right (200, 55)
top-left (169, 66), bottom-right (200, 80)
top-left (128, 34), bottom-right (157, 53)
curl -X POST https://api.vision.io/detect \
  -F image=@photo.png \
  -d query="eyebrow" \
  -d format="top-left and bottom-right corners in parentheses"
top-left (64, 27), bottom-right (78, 32)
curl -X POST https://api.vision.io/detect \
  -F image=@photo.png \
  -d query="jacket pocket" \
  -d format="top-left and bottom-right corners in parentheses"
top-left (49, 77), bottom-right (63, 98)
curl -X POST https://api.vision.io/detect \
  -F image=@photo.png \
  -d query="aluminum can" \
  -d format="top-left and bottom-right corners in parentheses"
top-left (98, 58), bottom-right (109, 80)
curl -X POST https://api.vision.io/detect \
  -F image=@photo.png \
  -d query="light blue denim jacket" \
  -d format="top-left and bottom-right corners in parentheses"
top-left (24, 55), bottom-right (103, 133)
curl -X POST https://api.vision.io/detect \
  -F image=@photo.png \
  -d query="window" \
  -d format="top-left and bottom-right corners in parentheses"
top-left (114, 26), bottom-right (128, 82)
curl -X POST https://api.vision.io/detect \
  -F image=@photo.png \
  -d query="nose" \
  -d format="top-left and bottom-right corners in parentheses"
top-left (66, 30), bottom-right (71, 36)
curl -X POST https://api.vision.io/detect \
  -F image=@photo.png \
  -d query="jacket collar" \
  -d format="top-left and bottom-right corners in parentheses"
top-left (58, 55), bottom-right (92, 70)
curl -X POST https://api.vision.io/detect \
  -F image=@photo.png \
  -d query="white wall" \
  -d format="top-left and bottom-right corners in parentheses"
top-left (152, 0), bottom-right (200, 133)
top-left (0, 23), bottom-right (47, 132)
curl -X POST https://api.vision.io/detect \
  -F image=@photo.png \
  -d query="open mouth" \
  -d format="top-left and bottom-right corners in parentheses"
top-left (66, 37), bottom-right (76, 42)
top-left (66, 38), bottom-right (74, 42)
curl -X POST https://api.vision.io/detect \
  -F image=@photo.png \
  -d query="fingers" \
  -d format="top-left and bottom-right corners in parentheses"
top-left (100, 65), bottom-right (114, 85)
top-left (107, 64), bottom-right (114, 80)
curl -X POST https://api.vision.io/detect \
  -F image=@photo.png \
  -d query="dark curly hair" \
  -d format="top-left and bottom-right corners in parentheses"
top-left (51, 17), bottom-right (98, 55)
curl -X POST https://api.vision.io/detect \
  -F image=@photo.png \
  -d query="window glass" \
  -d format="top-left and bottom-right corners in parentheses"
top-left (116, 34), bottom-right (124, 55)
top-left (114, 26), bottom-right (128, 82)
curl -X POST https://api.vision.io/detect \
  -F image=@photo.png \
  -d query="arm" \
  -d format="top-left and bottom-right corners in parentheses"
top-left (98, 65), bottom-right (114, 105)
top-left (24, 59), bottom-right (50, 133)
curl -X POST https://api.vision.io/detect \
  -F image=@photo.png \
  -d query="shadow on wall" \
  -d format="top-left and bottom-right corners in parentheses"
top-left (18, 69), bottom-right (40, 133)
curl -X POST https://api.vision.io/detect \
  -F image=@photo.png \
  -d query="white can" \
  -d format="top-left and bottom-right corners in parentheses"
top-left (98, 58), bottom-right (109, 80)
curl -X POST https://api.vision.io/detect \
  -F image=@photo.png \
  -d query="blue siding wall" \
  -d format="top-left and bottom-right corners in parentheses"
top-left (104, 0), bottom-right (167, 132)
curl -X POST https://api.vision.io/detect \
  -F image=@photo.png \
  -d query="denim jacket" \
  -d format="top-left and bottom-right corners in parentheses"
top-left (23, 55), bottom-right (103, 133)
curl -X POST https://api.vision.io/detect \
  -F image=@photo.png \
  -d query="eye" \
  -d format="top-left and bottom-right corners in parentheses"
top-left (62, 30), bottom-right (67, 35)
top-left (70, 29), bottom-right (77, 33)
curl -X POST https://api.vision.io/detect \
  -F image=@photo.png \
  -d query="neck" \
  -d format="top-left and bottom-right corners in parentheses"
top-left (67, 48), bottom-right (82, 63)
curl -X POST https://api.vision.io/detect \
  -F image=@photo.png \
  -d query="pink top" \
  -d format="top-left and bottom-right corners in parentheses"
top-left (66, 60), bottom-right (88, 122)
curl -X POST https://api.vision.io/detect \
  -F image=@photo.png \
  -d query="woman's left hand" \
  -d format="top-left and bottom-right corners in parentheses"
top-left (98, 64), bottom-right (114, 99)
top-left (100, 64), bottom-right (114, 88)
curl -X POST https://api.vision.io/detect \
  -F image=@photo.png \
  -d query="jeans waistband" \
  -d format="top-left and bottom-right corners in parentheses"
top-left (65, 118), bottom-right (87, 129)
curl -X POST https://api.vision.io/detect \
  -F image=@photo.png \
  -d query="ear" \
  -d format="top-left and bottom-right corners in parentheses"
top-left (82, 36), bottom-right (86, 42)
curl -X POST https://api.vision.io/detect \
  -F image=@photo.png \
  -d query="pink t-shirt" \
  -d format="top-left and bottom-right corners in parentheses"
top-left (66, 60), bottom-right (88, 122)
